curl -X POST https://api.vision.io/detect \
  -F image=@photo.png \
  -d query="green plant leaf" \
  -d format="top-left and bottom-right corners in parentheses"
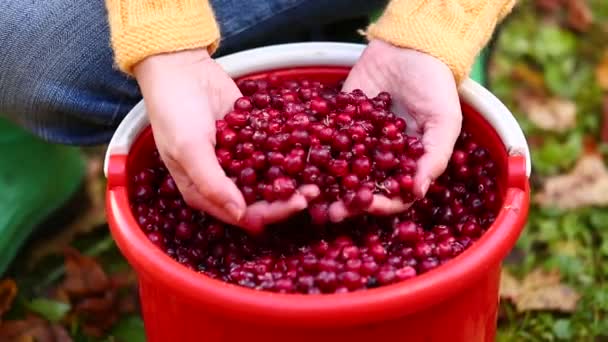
top-left (553, 319), bottom-right (573, 340)
top-left (531, 132), bottom-right (582, 175)
top-left (109, 315), bottom-right (146, 342)
top-left (531, 25), bottom-right (577, 63)
top-left (26, 298), bottom-right (70, 322)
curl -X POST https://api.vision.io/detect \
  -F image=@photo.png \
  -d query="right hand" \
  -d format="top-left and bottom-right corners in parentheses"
top-left (134, 49), bottom-right (319, 234)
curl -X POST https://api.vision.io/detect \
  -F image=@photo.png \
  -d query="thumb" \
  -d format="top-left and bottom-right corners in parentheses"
top-left (414, 113), bottom-right (462, 198)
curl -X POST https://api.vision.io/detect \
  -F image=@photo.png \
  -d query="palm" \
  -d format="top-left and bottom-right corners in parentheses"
top-left (331, 39), bottom-right (462, 222)
top-left (136, 51), bottom-right (319, 234)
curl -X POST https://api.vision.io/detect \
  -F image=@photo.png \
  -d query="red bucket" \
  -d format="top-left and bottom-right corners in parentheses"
top-left (104, 43), bottom-right (530, 342)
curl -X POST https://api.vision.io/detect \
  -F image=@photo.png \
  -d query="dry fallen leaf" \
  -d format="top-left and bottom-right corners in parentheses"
top-left (499, 269), bottom-right (520, 301)
top-left (520, 268), bottom-right (561, 290)
top-left (535, 0), bottom-right (564, 13)
top-left (56, 249), bottom-right (137, 337)
top-left (516, 284), bottom-right (581, 312)
top-left (0, 315), bottom-right (72, 342)
top-left (516, 92), bottom-right (577, 133)
top-left (0, 279), bottom-right (17, 321)
top-left (565, 0), bottom-right (593, 32)
top-left (61, 248), bottom-right (110, 297)
top-left (500, 268), bottom-right (580, 313)
top-left (511, 64), bottom-right (547, 95)
top-left (602, 97), bottom-right (608, 143)
top-left (535, 154), bottom-right (608, 209)
top-left (596, 52), bottom-right (608, 91)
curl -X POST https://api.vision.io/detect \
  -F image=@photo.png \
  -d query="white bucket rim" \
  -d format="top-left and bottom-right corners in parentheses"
top-left (103, 42), bottom-right (531, 177)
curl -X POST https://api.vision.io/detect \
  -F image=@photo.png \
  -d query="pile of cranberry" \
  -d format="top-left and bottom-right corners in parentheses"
top-left (129, 76), bottom-right (501, 295)
top-left (217, 77), bottom-right (424, 223)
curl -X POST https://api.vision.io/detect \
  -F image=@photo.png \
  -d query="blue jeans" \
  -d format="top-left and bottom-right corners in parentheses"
top-left (0, 0), bottom-right (385, 145)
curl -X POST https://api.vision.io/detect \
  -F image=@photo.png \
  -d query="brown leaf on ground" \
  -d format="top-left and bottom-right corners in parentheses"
top-left (26, 155), bottom-right (107, 268)
top-left (535, 0), bottom-right (564, 11)
top-left (0, 279), bottom-right (17, 320)
top-left (499, 269), bottom-right (520, 301)
top-left (535, 0), bottom-right (564, 14)
top-left (500, 268), bottom-right (580, 313)
top-left (520, 268), bottom-right (561, 290)
top-left (56, 249), bottom-right (137, 338)
top-left (596, 52), bottom-right (608, 91)
top-left (583, 135), bottom-right (599, 155)
top-left (602, 97), bottom-right (608, 143)
top-left (511, 64), bottom-right (547, 95)
top-left (61, 248), bottom-right (110, 297)
top-left (516, 285), bottom-right (580, 312)
top-left (535, 154), bottom-right (608, 209)
top-left (0, 315), bottom-right (72, 342)
top-left (73, 291), bottom-right (119, 337)
top-left (516, 92), bottom-right (577, 132)
top-left (565, 0), bottom-right (593, 32)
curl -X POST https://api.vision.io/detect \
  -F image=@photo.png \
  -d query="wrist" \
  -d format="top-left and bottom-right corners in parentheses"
top-left (133, 48), bottom-right (211, 79)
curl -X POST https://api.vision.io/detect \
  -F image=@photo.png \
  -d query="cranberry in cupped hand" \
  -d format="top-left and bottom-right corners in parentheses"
top-left (216, 77), bottom-right (425, 228)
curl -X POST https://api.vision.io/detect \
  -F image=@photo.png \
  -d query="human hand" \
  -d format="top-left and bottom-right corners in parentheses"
top-left (330, 39), bottom-right (462, 222)
top-left (134, 49), bottom-right (319, 234)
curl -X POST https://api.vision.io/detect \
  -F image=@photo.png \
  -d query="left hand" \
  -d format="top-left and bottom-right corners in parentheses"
top-left (328, 39), bottom-right (462, 223)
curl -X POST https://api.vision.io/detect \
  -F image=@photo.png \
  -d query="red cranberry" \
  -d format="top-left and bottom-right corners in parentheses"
top-left (253, 93), bottom-right (271, 108)
top-left (328, 159), bottom-right (349, 177)
top-left (395, 266), bottom-right (416, 281)
top-left (217, 128), bottom-right (238, 148)
top-left (376, 268), bottom-right (396, 285)
top-left (238, 79), bottom-right (258, 96)
top-left (133, 184), bottom-right (154, 201)
top-left (283, 154), bottom-right (305, 175)
top-left (394, 221), bottom-right (420, 242)
top-left (308, 146), bottom-right (331, 166)
top-left (272, 177), bottom-right (296, 200)
top-left (316, 271), bottom-right (338, 292)
top-left (175, 222), bottom-right (195, 240)
top-left (332, 132), bottom-right (352, 151)
top-left (234, 97), bottom-right (253, 111)
top-left (225, 111), bottom-right (249, 127)
top-left (310, 97), bottom-right (330, 114)
top-left (309, 202), bottom-right (329, 225)
top-left (147, 231), bottom-right (166, 249)
top-left (239, 167), bottom-right (257, 186)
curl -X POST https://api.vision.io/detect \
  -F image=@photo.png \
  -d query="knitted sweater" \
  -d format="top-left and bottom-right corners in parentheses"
top-left (105, 0), bottom-right (516, 83)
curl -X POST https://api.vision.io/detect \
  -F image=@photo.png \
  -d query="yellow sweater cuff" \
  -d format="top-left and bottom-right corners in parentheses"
top-left (105, 0), bottom-right (220, 75)
top-left (367, 0), bottom-right (516, 83)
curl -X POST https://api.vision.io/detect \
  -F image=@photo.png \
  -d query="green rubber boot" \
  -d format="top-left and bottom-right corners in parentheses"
top-left (0, 117), bottom-right (85, 275)
top-left (470, 48), bottom-right (489, 85)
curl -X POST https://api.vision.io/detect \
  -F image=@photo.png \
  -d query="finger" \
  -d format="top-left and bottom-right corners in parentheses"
top-left (328, 194), bottom-right (413, 223)
top-left (241, 194), bottom-right (309, 234)
top-left (414, 112), bottom-right (462, 199)
top-left (297, 184), bottom-right (321, 202)
top-left (328, 201), bottom-right (351, 223)
top-left (180, 140), bottom-right (247, 222)
top-left (240, 185), bottom-right (320, 234)
top-left (366, 195), bottom-right (412, 215)
top-left (163, 155), bottom-right (241, 226)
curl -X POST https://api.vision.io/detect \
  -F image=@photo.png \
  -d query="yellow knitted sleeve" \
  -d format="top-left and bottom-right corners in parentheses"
top-left (105, 0), bottom-right (220, 75)
top-left (368, 0), bottom-right (517, 83)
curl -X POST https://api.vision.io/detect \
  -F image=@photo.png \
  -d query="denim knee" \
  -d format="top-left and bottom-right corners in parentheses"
top-left (0, 0), bottom-right (386, 145)
top-left (0, 0), bottom-right (141, 145)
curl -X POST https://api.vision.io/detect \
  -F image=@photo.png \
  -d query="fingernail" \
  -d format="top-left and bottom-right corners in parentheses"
top-left (226, 202), bottom-right (245, 221)
top-left (295, 197), bottom-right (308, 211)
top-left (420, 179), bottom-right (431, 197)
